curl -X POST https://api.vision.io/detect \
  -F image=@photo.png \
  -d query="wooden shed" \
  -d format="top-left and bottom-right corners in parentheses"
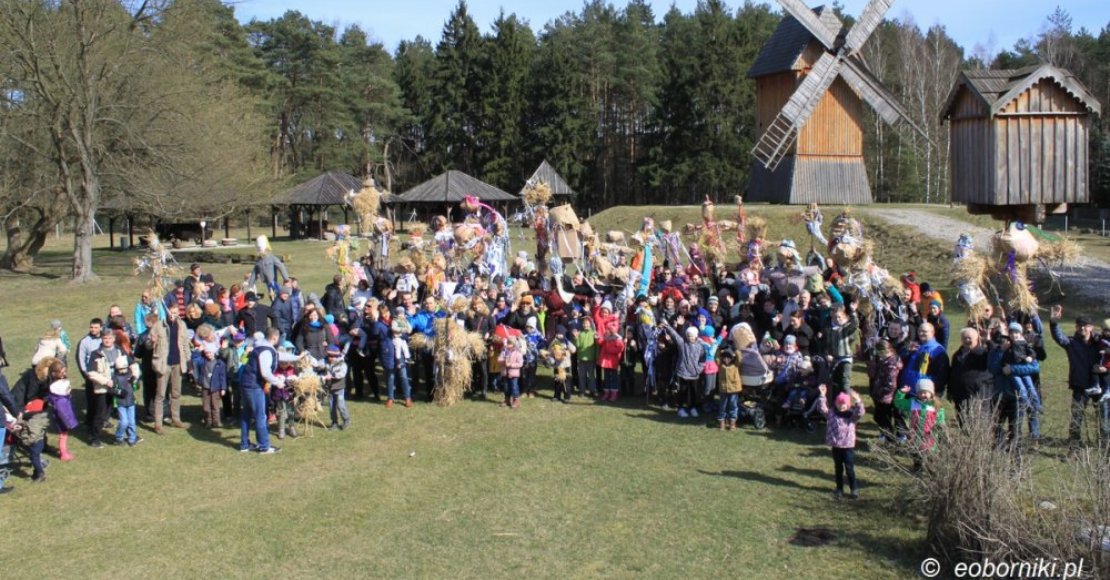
top-left (942, 64), bottom-right (1101, 222)
top-left (747, 6), bottom-right (871, 205)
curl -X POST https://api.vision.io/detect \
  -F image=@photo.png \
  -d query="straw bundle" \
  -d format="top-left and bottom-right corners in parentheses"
top-left (409, 332), bottom-right (430, 352)
top-left (450, 295), bottom-right (469, 314)
top-left (432, 319), bottom-right (474, 407)
top-left (549, 204), bottom-right (580, 229)
top-left (701, 198), bottom-right (716, 222)
top-left (580, 221), bottom-right (594, 238)
top-left (1006, 266), bottom-right (1038, 314)
top-left (606, 231), bottom-right (625, 244)
top-left (407, 223), bottom-right (428, 237)
top-left (952, 254), bottom-right (989, 288)
top-left (290, 370), bottom-right (325, 436)
top-left (466, 332), bottom-right (487, 359)
top-left (746, 216), bottom-right (768, 243)
top-left (591, 253), bottom-right (614, 278)
top-left (511, 279), bottom-right (531, 305)
top-left (522, 181), bottom-right (553, 207)
top-left (991, 224), bottom-right (1039, 262)
top-left (697, 229), bottom-right (725, 266)
top-left (659, 220), bottom-right (673, 234)
top-left (1038, 238), bottom-right (1081, 266)
top-left (409, 247), bottom-right (428, 271)
top-left (352, 184), bottom-right (382, 224)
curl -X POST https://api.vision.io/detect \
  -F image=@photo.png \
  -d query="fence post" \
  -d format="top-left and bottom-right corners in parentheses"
top-left (1064, 215), bottom-right (1068, 232)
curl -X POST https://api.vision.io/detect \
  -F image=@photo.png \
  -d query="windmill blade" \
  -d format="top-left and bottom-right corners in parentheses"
top-left (752, 52), bottom-right (843, 170)
top-left (781, 51), bottom-right (842, 127)
top-left (840, 57), bottom-right (929, 142)
top-left (777, 0), bottom-right (838, 50)
top-left (843, 0), bottom-right (892, 54)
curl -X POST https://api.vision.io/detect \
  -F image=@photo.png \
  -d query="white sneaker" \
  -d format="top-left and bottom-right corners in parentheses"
top-left (690, 408), bottom-right (699, 418)
top-left (1085, 387), bottom-right (1102, 397)
top-left (677, 408), bottom-right (689, 418)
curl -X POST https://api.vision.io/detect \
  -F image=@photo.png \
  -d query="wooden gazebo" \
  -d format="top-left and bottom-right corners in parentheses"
top-left (520, 160), bottom-right (576, 201)
top-left (270, 171), bottom-right (365, 239)
top-left (942, 64), bottom-right (1101, 223)
top-left (392, 170), bottom-right (518, 221)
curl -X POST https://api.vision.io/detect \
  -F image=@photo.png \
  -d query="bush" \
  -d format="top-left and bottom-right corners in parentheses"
top-left (872, 397), bottom-right (1110, 575)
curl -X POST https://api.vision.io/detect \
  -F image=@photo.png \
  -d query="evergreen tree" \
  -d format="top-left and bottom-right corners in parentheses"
top-left (476, 12), bottom-right (536, 191)
top-left (427, 1), bottom-right (485, 175)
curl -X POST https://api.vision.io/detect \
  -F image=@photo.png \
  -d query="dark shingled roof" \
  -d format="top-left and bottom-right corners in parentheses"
top-left (942, 64), bottom-right (1102, 119)
top-left (275, 171), bottom-right (363, 206)
top-left (395, 170), bottom-right (518, 204)
top-left (520, 160), bottom-right (575, 197)
top-left (748, 5), bottom-right (844, 78)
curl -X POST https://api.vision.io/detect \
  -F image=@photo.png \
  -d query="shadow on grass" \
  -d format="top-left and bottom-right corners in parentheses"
top-left (698, 468), bottom-right (830, 492)
top-left (185, 422), bottom-right (239, 450)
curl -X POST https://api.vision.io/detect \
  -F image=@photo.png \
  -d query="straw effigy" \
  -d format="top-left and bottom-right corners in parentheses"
top-left (432, 319), bottom-right (474, 407)
top-left (290, 358), bottom-right (326, 436)
top-left (745, 216), bottom-right (768, 245)
top-left (409, 332), bottom-right (430, 352)
top-left (352, 178), bottom-right (384, 225)
top-left (522, 181), bottom-right (553, 207)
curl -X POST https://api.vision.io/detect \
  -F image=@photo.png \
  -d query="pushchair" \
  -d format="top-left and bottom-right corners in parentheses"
top-left (1, 421), bottom-right (50, 486)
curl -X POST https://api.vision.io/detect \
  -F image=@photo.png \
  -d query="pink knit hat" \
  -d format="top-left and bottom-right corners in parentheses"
top-left (835, 392), bottom-right (852, 408)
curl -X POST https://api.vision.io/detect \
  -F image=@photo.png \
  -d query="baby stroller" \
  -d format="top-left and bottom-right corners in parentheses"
top-left (779, 382), bottom-right (822, 433)
top-left (1, 419), bottom-right (50, 486)
top-left (736, 383), bottom-right (774, 429)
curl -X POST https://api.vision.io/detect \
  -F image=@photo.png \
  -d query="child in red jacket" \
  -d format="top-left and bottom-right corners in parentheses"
top-left (597, 320), bottom-right (625, 402)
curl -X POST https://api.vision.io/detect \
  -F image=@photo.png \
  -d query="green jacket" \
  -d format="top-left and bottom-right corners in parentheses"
top-left (574, 329), bottom-right (597, 362)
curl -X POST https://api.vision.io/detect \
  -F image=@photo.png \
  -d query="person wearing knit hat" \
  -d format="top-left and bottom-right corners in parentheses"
top-left (895, 377), bottom-right (946, 466)
top-left (815, 384), bottom-right (864, 499)
top-left (520, 315), bottom-right (546, 398)
top-left (926, 299), bottom-right (951, 351)
top-left (1004, 322), bottom-right (1043, 423)
top-left (110, 353), bottom-right (142, 447)
top-left (1048, 304), bottom-right (1104, 449)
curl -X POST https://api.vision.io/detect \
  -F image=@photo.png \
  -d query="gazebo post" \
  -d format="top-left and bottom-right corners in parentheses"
top-left (271, 205), bottom-right (277, 240)
top-left (224, 216), bottom-right (230, 239)
top-left (108, 216), bottom-right (115, 249)
top-left (317, 208), bottom-right (324, 240)
top-left (127, 214), bottom-right (134, 249)
top-left (246, 208), bottom-right (252, 240)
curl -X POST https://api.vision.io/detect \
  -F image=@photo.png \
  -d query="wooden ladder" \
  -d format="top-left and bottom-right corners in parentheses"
top-left (752, 114), bottom-right (798, 171)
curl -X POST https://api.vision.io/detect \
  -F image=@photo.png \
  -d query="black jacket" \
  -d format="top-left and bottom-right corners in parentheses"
top-left (948, 345), bottom-right (993, 402)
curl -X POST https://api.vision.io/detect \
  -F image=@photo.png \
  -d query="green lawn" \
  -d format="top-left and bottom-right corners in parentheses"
top-left (0, 208), bottom-right (1097, 577)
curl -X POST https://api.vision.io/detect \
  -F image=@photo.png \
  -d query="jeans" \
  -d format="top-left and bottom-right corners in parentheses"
top-left (329, 391), bottom-right (349, 425)
top-left (1012, 375), bottom-right (1043, 412)
top-left (503, 376), bottom-right (520, 400)
top-left (718, 393), bottom-right (739, 421)
top-left (578, 363), bottom-right (597, 395)
top-left (115, 404), bottom-right (137, 444)
top-left (386, 365), bottom-right (411, 401)
top-left (240, 387), bottom-right (271, 451)
top-left (832, 447), bottom-right (857, 493)
top-left (0, 425), bottom-right (7, 466)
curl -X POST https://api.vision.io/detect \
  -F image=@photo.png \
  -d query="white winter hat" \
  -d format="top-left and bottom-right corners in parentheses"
top-left (49, 379), bottom-right (71, 396)
top-left (526, 316), bottom-right (538, 329)
top-left (685, 327), bottom-right (699, 338)
top-left (114, 355), bottom-right (130, 370)
top-left (601, 300), bottom-right (613, 311)
top-left (916, 378), bottom-right (936, 395)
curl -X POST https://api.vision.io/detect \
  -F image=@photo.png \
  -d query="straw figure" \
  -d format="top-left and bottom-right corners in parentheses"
top-left (132, 230), bottom-right (183, 302)
top-left (432, 318), bottom-right (485, 407)
top-left (290, 355), bottom-right (326, 436)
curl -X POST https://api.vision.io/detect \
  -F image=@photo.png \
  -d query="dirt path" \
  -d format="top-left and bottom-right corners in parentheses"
top-left (864, 208), bottom-right (1110, 311)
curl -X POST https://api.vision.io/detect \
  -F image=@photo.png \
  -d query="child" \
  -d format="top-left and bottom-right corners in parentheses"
top-left (272, 346), bottom-right (298, 439)
top-left (1006, 322), bottom-right (1042, 413)
top-left (597, 320), bottom-right (625, 402)
top-left (323, 345), bottom-right (350, 430)
top-left (660, 322), bottom-right (706, 417)
top-left (866, 339), bottom-right (903, 443)
top-left (1087, 319), bottom-right (1110, 400)
top-left (572, 318), bottom-right (598, 397)
top-left (895, 378), bottom-right (946, 471)
top-left (387, 320), bottom-right (413, 408)
top-left (48, 374), bottom-right (79, 461)
top-left (700, 326), bottom-right (725, 414)
top-left (824, 304), bottom-right (859, 394)
top-left (544, 327), bottom-right (576, 403)
top-left (196, 347), bottom-right (227, 428)
top-left (499, 337), bottom-right (524, 408)
top-left (109, 355), bottom-right (142, 447)
top-left (219, 332), bottom-right (246, 421)
top-left (814, 385), bottom-right (864, 500)
top-left (521, 317), bottom-right (546, 398)
top-left (717, 349), bottom-right (743, 430)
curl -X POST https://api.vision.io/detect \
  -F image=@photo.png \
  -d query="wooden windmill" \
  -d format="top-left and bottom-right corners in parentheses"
top-left (747, 0), bottom-right (925, 204)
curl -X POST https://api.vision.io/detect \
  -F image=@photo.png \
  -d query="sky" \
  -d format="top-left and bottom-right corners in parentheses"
top-left (232, 0), bottom-right (1108, 56)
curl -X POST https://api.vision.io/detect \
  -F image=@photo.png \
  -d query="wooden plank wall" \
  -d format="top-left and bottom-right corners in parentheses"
top-left (948, 88), bottom-right (993, 204)
top-left (756, 74), bottom-right (798, 147)
top-left (994, 80), bottom-right (1089, 205)
top-left (797, 77), bottom-right (864, 156)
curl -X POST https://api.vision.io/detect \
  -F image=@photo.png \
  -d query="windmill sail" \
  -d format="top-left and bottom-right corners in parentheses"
top-left (753, 52), bottom-right (842, 170)
top-left (843, 0), bottom-right (892, 53)
top-left (778, 0), bottom-right (838, 49)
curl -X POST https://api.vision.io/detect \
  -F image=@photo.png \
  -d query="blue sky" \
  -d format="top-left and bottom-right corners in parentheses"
top-left (233, 0), bottom-right (1107, 56)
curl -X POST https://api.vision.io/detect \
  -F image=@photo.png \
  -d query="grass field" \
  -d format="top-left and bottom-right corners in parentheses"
top-left (0, 205), bottom-right (1100, 578)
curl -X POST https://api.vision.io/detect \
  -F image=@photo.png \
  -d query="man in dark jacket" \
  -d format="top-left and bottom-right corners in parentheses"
top-left (236, 293), bottom-right (274, 336)
top-left (323, 275), bottom-right (346, 319)
top-left (271, 286), bottom-right (296, 341)
top-left (948, 327), bottom-right (993, 421)
top-left (1048, 305), bottom-right (1103, 448)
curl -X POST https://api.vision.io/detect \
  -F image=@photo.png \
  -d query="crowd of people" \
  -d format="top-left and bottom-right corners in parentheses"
top-left (1, 227), bottom-right (1108, 500)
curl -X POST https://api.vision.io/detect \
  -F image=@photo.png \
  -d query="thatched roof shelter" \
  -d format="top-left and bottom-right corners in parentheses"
top-left (520, 160), bottom-right (576, 199)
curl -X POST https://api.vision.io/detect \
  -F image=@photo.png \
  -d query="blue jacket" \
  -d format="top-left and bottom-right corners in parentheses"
top-left (987, 346), bottom-right (1039, 400)
top-left (375, 321), bottom-right (397, 369)
top-left (272, 297), bottom-right (296, 334)
top-left (410, 309), bottom-right (445, 337)
top-left (241, 344), bottom-right (276, 390)
top-left (198, 357), bottom-right (228, 392)
top-left (1050, 322), bottom-right (1097, 390)
top-left (902, 339), bottom-right (950, 397)
top-left (133, 300), bottom-right (167, 336)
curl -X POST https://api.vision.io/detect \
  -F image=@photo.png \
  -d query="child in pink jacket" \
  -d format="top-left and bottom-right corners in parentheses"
top-left (498, 337), bottom-right (525, 409)
top-left (815, 385), bottom-right (865, 500)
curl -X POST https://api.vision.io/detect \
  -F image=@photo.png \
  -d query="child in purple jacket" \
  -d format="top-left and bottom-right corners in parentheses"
top-left (815, 385), bottom-right (865, 500)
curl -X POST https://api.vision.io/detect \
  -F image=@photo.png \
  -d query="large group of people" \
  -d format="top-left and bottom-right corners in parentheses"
top-left (1, 214), bottom-right (1109, 500)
